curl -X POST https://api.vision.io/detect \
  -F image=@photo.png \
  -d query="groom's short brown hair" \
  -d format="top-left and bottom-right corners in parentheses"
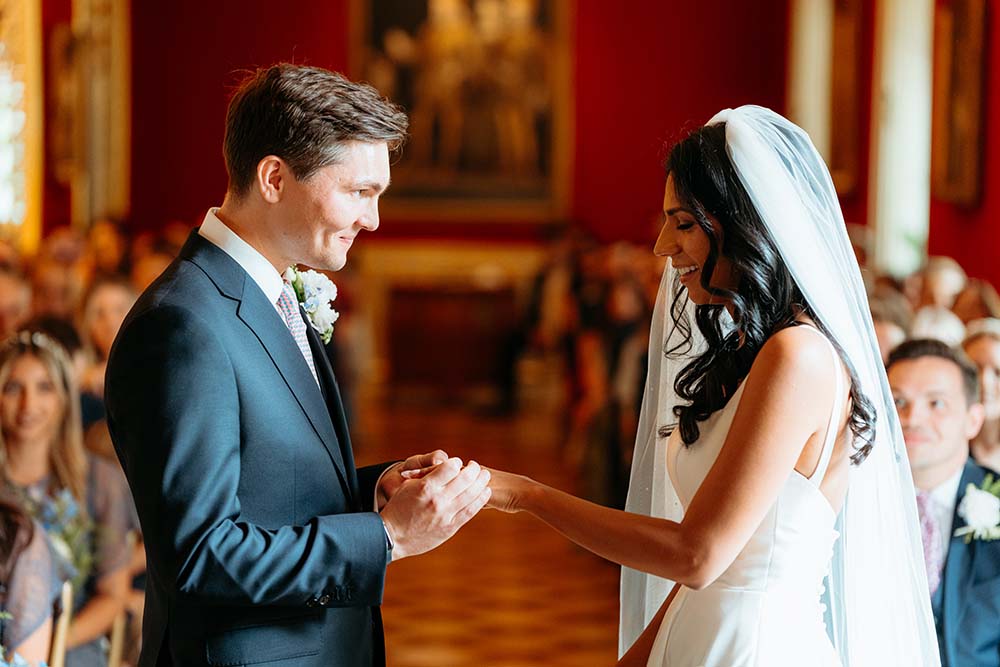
top-left (223, 63), bottom-right (408, 198)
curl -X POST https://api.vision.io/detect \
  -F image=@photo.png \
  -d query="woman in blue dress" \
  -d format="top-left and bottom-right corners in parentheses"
top-left (1, 331), bottom-right (132, 667)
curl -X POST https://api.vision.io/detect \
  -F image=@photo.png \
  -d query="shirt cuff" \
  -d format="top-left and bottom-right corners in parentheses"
top-left (374, 462), bottom-right (404, 511)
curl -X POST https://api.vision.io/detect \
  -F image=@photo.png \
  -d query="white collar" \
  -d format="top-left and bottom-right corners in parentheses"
top-left (929, 464), bottom-right (965, 510)
top-left (198, 208), bottom-right (284, 307)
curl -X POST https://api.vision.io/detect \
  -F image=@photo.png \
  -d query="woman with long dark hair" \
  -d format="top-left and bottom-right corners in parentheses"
top-left (480, 107), bottom-right (938, 665)
top-left (1, 492), bottom-right (59, 664)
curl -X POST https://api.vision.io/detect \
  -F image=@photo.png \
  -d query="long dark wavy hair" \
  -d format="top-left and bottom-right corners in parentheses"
top-left (658, 123), bottom-right (875, 465)
top-left (0, 492), bottom-right (35, 590)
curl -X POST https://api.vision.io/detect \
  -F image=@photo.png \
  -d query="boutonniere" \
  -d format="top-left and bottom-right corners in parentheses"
top-left (954, 474), bottom-right (1000, 543)
top-left (283, 266), bottom-right (340, 344)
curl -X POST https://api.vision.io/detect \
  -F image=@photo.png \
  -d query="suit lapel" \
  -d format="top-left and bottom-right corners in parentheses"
top-left (305, 320), bottom-right (361, 506)
top-left (183, 232), bottom-right (351, 496)
top-left (940, 459), bottom-right (985, 666)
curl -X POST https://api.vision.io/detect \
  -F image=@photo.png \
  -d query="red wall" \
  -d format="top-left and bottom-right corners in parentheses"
top-left (41, 0), bottom-right (72, 233)
top-left (130, 2), bottom-right (351, 233)
top-left (572, 2), bottom-right (788, 243)
top-left (927, 2), bottom-right (1000, 287)
top-left (129, 1), bottom-right (790, 243)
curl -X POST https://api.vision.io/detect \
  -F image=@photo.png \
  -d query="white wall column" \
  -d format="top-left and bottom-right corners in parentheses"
top-left (787, 0), bottom-right (834, 161)
top-left (868, 0), bottom-right (934, 277)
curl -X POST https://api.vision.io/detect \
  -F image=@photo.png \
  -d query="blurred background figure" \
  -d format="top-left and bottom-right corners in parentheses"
top-left (952, 278), bottom-right (1000, 324)
top-left (30, 257), bottom-right (85, 321)
top-left (78, 277), bottom-right (136, 400)
top-left (0, 269), bottom-right (32, 341)
top-left (909, 305), bottom-right (966, 347)
top-left (86, 219), bottom-right (130, 278)
top-left (918, 256), bottom-right (967, 310)
top-left (962, 318), bottom-right (1000, 471)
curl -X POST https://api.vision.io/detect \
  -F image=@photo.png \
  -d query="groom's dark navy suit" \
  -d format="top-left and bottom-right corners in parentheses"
top-left (106, 231), bottom-right (395, 667)
top-left (932, 458), bottom-right (1000, 667)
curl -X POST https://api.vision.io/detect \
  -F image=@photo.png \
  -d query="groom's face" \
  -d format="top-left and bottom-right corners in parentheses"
top-left (277, 140), bottom-right (390, 271)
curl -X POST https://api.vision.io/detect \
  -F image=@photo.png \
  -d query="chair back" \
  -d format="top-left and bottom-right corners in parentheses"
top-left (48, 580), bottom-right (73, 667)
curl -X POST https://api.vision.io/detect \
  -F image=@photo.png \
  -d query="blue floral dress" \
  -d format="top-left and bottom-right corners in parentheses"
top-left (5, 455), bottom-right (132, 667)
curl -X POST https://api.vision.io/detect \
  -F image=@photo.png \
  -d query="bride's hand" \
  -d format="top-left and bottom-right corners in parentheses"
top-left (484, 468), bottom-right (534, 513)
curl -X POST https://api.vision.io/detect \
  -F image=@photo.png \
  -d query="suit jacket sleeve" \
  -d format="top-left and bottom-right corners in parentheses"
top-left (356, 463), bottom-right (400, 513)
top-left (106, 304), bottom-right (388, 608)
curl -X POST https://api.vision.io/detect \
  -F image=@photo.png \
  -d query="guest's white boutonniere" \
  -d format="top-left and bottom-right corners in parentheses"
top-left (954, 474), bottom-right (1000, 543)
top-left (283, 266), bottom-right (340, 343)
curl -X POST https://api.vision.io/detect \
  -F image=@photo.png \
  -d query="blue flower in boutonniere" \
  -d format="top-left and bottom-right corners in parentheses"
top-left (954, 474), bottom-right (1000, 543)
top-left (0, 643), bottom-right (47, 666)
top-left (283, 266), bottom-right (340, 344)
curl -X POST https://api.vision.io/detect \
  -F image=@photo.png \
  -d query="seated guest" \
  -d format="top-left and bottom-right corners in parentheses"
top-left (30, 260), bottom-right (83, 322)
top-left (1, 492), bottom-right (60, 665)
top-left (919, 256), bottom-right (967, 309)
top-left (24, 315), bottom-right (105, 431)
top-left (870, 298), bottom-right (909, 364)
top-left (0, 331), bottom-right (131, 667)
top-left (0, 270), bottom-right (31, 342)
top-left (953, 279), bottom-right (1000, 324)
top-left (78, 277), bottom-right (136, 399)
top-left (963, 319), bottom-right (1000, 471)
top-left (910, 305), bottom-right (966, 347)
top-left (887, 339), bottom-right (1000, 667)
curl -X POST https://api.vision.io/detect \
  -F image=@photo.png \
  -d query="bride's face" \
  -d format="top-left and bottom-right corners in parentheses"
top-left (654, 176), bottom-right (738, 306)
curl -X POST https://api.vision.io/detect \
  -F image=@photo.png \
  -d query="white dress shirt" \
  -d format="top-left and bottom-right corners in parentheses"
top-left (198, 208), bottom-right (284, 316)
top-left (925, 466), bottom-right (964, 564)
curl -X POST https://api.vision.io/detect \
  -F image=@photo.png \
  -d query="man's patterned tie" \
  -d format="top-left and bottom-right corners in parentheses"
top-left (277, 280), bottom-right (319, 386)
top-left (915, 490), bottom-right (944, 595)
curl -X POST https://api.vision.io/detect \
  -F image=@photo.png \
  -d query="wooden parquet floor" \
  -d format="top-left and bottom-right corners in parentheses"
top-left (354, 403), bottom-right (620, 667)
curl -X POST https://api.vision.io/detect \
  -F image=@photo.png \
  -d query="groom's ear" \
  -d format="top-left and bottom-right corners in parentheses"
top-left (257, 155), bottom-right (286, 204)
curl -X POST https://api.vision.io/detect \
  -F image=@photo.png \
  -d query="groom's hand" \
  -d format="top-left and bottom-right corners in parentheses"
top-left (376, 450), bottom-right (449, 510)
top-left (379, 457), bottom-right (491, 561)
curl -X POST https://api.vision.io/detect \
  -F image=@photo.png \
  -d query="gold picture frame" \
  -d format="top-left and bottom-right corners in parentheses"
top-left (349, 0), bottom-right (572, 222)
top-left (931, 0), bottom-right (987, 206)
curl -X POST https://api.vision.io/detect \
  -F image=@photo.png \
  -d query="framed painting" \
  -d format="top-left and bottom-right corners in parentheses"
top-left (931, 0), bottom-right (987, 206)
top-left (349, 0), bottom-right (572, 222)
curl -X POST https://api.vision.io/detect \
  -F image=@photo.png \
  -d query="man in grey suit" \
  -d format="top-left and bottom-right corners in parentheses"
top-left (106, 64), bottom-right (492, 667)
top-left (888, 339), bottom-right (1000, 667)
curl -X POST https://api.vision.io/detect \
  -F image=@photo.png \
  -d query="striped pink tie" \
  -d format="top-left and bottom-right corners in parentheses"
top-left (916, 491), bottom-right (943, 595)
top-left (277, 281), bottom-right (319, 385)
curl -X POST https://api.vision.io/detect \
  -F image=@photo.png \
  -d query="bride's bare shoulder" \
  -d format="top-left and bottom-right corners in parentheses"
top-left (750, 324), bottom-right (839, 383)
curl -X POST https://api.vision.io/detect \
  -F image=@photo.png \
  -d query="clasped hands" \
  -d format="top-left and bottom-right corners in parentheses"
top-left (377, 451), bottom-right (533, 561)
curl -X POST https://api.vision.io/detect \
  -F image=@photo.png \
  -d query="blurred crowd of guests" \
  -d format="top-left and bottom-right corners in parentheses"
top-left (522, 235), bottom-right (1000, 511)
top-left (0, 218), bottom-right (192, 666)
top-left (521, 231), bottom-right (665, 508)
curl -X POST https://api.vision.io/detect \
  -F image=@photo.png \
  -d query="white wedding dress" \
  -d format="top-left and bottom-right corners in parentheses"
top-left (647, 325), bottom-right (844, 666)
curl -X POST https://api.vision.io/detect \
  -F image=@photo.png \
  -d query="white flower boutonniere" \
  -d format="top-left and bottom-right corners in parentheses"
top-left (954, 474), bottom-right (1000, 543)
top-left (284, 266), bottom-right (340, 344)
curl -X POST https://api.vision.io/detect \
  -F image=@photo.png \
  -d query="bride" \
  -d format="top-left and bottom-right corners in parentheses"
top-left (483, 106), bottom-right (940, 665)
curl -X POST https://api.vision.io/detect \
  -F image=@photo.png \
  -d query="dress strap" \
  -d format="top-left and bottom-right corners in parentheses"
top-left (793, 323), bottom-right (845, 485)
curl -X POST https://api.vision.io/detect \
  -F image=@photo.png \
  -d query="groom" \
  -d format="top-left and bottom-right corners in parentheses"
top-left (106, 64), bottom-right (492, 667)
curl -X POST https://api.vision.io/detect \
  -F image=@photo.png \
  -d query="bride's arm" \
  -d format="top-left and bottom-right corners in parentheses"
top-left (489, 327), bottom-right (839, 589)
